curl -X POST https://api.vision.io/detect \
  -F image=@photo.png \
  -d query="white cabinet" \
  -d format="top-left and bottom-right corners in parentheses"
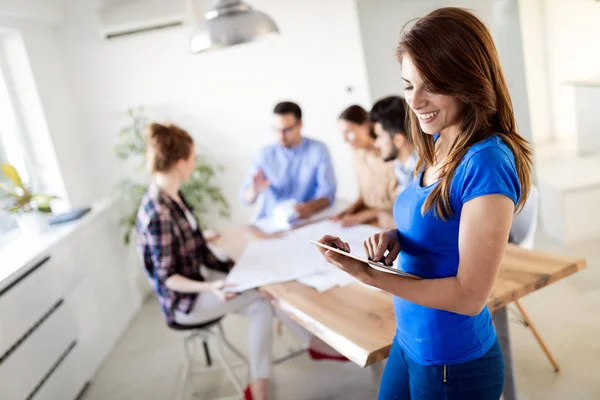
top-left (31, 344), bottom-right (87, 400)
top-left (0, 256), bottom-right (58, 358)
top-left (0, 197), bottom-right (145, 400)
top-left (572, 81), bottom-right (600, 156)
top-left (0, 304), bottom-right (77, 400)
top-left (538, 156), bottom-right (600, 244)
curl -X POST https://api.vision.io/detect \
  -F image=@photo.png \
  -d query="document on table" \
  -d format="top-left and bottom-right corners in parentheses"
top-left (291, 220), bottom-right (394, 266)
top-left (297, 268), bottom-right (357, 292)
top-left (252, 217), bottom-right (291, 236)
top-left (252, 200), bottom-right (350, 235)
top-left (224, 236), bottom-right (325, 292)
top-left (225, 219), bottom-right (389, 292)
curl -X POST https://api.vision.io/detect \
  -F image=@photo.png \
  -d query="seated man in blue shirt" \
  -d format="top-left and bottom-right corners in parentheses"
top-left (240, 101), bottom-right (337, 222)
top-left (370, 96), bottom-right (417, 228)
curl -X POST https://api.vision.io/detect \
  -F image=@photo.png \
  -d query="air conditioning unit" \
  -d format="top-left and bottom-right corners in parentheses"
top-left (96, 0), bottom-right (193, 39)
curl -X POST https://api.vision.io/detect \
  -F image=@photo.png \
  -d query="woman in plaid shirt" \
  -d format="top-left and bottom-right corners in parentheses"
top-left (136, 123), bottom-right (344, 400)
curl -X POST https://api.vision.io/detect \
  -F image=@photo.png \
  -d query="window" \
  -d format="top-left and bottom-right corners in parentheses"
top-left (0, 29), bottom-right (68, 243)
top-left (0, 136), bottom-right (18, 239)
top-left (0, 33), bottom-right (32, 241)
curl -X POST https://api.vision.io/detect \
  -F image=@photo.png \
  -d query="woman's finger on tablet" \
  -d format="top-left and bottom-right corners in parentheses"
top-left (373, 233), bottom-right (389, 262)
top-left (341, 240), bottom-right (350, 252)
top-left (384, 241), bottom-right (402, 266)
top-left (318, 235), bottom-right (348, 252)
top-left (364, 237), bottom-right (374, 260)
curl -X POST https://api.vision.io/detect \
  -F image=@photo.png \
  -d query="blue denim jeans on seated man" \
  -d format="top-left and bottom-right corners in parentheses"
top-left (378, 338), bottom-right (504, 400)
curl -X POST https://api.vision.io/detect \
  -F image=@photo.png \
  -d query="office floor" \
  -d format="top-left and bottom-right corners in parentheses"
top-left (81, 230), bottom-right (600, 400)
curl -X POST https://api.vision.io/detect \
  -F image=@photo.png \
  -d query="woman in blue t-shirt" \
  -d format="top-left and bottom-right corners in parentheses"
top-left (316, 7), bottom-right (533, 400)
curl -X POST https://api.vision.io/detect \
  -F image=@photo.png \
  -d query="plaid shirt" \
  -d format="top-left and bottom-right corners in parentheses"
top-left (136, 184), bottom-right (231, 324)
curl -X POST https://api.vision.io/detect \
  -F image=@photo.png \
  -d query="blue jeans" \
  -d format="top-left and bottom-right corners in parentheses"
top-left (378, 338), bottom-right (504, 400)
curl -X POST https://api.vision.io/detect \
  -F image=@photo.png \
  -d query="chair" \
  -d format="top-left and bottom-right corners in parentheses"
top-left (169, 318), bottom-right (249, 400)
top-left (509, 186), bottom-right (560, 372)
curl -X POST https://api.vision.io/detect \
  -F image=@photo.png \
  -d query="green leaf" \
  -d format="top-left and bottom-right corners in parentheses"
top-left (6, 205), bottom-right (22, 213)
top-left (38, 205), bottom-right (52, 213)
top-left (1, 163), bottom-right (24, 188)
top-left (31, 194), bottom-right (57, 211)
top-left (32, 194), bottom-right (58, 202)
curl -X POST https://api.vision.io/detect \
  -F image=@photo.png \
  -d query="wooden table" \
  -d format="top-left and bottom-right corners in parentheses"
top-left (215, 226), bottom-right (586, 399)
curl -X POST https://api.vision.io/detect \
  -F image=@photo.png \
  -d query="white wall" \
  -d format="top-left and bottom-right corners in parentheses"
top-left (57, 0), bottom-right (371, 228)
top-left (355, 0), bottom-right (533, 144)
top-left (518, 0), bottom-right (552, 147)
top-left (355, 0), bottom-right (434, 101)
top-left (539, 0), bottom-right (600, 150)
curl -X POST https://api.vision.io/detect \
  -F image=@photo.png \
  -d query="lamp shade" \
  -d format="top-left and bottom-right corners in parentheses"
top-left (190, 0), bottom-right (279, 53)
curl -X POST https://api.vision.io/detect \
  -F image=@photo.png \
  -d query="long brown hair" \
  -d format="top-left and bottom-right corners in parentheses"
top-left (397, 7), bottom-right (532, 220)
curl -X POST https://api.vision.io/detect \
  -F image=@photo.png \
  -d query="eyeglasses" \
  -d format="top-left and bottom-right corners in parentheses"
top-left (272, 122), bottom-right (299, 135)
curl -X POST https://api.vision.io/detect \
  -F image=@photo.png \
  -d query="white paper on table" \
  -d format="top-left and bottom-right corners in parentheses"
top-left (226, 219), bottom-right (394, 293)
top-left (224, 236), bottom-right (325, 292)
top-left (297, 267), bottom-right (357, 292)
top-left (297, 273), bottom-right (338, 292)
top-left (273, 199), bottom-right (299, 223)
top-left (303, 200), bottom-right (349, 223)
top-left (252, 200), bottom-right (298, 235)
top-left (252, 217), bottom-right (291, 235)
top-left (252, 200), bottom-right (350, 235)
top-left (292, 220), bottom-right (398, 291)
top-left (290, 220), bottom-right (398, 268)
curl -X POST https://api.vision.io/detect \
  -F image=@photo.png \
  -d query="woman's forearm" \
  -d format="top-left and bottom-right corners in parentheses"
top-left (165, 274), bottom-right (213, 293)
top-left (351, 208), bottom-right (379, 224)
top-left (348, 197), bottom-right (365, 214)
top-left (368, 272), bottom-right (485, 316)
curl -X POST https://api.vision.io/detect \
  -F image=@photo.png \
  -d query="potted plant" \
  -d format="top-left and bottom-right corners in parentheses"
top-left (115, 108), bottom-right (230, 245)
top-left (0, 163), bottom-right (57, 234)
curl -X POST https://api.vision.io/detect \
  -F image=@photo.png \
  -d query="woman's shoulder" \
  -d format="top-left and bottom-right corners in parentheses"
top-left (453, 135), bottom-right (520, 205)
top-left (461, 135), bottom-right (516, 169)
top-left (136, 186), bottom-right (173, 229)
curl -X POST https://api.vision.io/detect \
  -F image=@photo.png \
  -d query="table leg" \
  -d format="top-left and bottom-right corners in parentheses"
top-left (371, 360), bottom-right (385, 393)
top-left (493, 306), bottom-right (517, 400)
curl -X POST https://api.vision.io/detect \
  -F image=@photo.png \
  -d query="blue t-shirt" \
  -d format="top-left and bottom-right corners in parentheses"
top-left (393, 135), bottom-right (520, 366)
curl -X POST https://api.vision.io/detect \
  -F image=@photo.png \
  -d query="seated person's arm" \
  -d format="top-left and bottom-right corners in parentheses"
top-left (242, 169), bottom-right (271, 205)
top-left (339, 207), bottom-right (379, 227)
top-left (240, 152), bottom-right (270, 205)
top-left (242, 186), bottom-right (257, 205)
top-left (165, 274), bottom-right (214, 293)
top-left (296, 145), bottom-right (337, 218)
top-left (200, 234), bottom-right (234, 274)
top-left (296, 197), bottom-right (330, 219)
top-left (331, 197), bottom-right (365, 221)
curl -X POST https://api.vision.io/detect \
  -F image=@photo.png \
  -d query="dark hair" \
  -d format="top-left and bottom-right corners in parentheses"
top-left (370, 96), bottom-right (409, 141)
top-left (339, 105), bottom-right (369, 125)
top-left (146, 122), bottom-right (194, 173)
top-left (273, 101), bottom-right (302, 121)
top-left (397, 7), bottom-right (532, 219)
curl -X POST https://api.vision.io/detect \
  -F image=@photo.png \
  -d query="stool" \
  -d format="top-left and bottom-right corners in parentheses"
top-left (169, 318), bottom-right (249, 400)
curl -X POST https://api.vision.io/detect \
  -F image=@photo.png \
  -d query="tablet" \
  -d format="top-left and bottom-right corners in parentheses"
top-left (309, 240), bottom-right (421, 280)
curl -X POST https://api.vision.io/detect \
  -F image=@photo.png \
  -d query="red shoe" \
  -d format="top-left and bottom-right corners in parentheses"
top-left (308, 348), bottom-right (349, 362)
top-left (244, 385), bottom-right (253, 400)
